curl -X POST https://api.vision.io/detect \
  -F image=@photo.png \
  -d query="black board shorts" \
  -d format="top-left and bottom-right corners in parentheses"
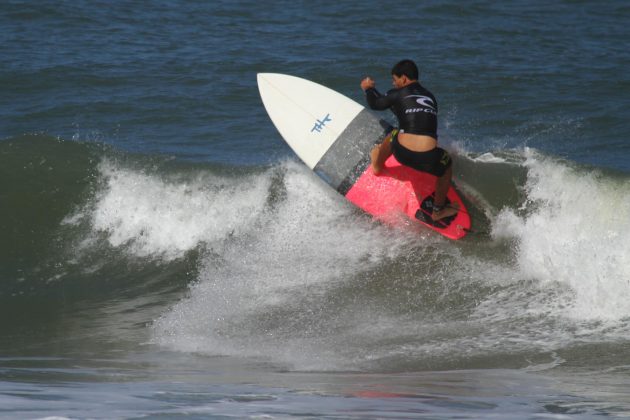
top-left (390, 129), bottom-right (452, 177)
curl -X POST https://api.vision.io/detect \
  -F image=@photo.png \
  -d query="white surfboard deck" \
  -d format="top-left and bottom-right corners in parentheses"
top-left (257, 73), bottom-right (363, 169)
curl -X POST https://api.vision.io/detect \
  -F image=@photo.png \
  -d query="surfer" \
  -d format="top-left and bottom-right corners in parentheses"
top-left (361, 59), bottom-right (458, 221)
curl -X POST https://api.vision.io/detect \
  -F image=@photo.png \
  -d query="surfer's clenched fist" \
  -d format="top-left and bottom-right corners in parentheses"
top-left (361, 77), bottom-right (375, 91)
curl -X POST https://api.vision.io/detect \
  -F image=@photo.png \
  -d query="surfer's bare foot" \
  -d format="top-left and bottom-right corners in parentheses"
top-left (431, 203), bottom-right (459, 221)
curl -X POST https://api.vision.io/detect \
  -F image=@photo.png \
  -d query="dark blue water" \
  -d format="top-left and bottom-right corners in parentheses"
top-left (2, 1), bottom-right (630, 418)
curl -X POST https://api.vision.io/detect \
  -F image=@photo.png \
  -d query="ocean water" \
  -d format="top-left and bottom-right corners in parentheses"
top-left (2, 0), bottom-right (630, 418)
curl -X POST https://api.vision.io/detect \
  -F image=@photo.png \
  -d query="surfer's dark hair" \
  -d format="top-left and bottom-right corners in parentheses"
top-left (391, 59), bottom-right (419, 80)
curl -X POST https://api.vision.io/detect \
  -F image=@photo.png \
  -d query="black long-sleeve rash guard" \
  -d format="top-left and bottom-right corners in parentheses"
top-left (364, 81), bottom-right (438, 139)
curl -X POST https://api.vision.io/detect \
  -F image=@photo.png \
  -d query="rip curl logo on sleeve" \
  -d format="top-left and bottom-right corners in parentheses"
top-left (403, 95), bottom-right (437, 115)
top-left (311, 113), bottom-right (332, 133)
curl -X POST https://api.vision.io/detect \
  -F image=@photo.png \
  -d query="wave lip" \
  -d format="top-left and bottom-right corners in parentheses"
top-left (82, 159), bottom-right (272, 260)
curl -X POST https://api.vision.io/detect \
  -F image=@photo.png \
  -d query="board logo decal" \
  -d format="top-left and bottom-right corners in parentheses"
top-left (311, 113), bottom-right (332, 133)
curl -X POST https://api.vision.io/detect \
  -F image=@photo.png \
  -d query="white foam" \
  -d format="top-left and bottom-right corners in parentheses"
top-left (473, 152), bottom-right (507, 163)
top-left (492, 148), bottom-right (630, 320)
top-left (151, 160), bottom-right (426, 368)
top-left (88, 159), bottom-right (272, 260)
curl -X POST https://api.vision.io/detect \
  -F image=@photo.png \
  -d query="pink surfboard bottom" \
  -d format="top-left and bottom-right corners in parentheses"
top-left (344, 155), bottom-right (471, 240)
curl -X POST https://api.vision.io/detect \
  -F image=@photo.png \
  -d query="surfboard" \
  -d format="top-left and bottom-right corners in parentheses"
top-left (257, 73), bottom-right (471, 240)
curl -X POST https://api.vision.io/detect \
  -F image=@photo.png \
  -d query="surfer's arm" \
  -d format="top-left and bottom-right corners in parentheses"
top-left (364, 87), bottom-right (397, 111)
top-left (361, 77), bottom-right (396, 110)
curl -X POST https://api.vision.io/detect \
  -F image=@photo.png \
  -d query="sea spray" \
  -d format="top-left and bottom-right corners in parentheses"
top-left (493, 149), bottom-right (630, 320)
top-left (151, 159), bottom-right (425, 369)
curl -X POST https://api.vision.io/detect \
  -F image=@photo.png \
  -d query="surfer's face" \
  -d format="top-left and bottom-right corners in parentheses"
top-left (392, 74), bottom-right (409, 88)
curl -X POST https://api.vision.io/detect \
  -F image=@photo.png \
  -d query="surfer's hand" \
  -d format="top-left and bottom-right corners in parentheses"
top-left (361, 77), bottom-right (375, 91)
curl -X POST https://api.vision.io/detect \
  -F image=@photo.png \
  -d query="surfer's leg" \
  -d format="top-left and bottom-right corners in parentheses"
top-left (370, 133), bottom-right (393, 175)
top-left (432, 165), bottom-right (459, 221)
